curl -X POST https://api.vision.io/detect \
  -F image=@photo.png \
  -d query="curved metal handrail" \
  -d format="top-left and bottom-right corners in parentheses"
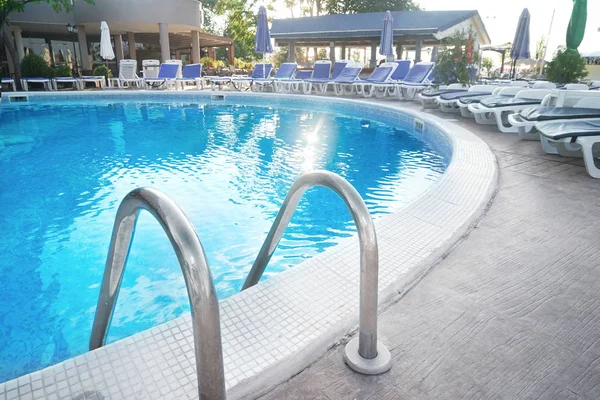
top-left (242, 171), bottom-right (390, 372)
top-left (89, 187), bottom-right (226, 399)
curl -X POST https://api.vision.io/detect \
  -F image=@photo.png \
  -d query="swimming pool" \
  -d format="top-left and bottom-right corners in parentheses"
top-left (0, 94), bottom-right (448, 382)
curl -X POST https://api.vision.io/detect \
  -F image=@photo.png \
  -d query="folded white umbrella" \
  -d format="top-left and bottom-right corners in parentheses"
top-left (100, 21), bottom-right (115, 61)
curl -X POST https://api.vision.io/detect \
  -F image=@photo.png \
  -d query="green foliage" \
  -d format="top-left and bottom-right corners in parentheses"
top-left (545, 47), bottom-right (588, 84)
top-left (201, 57), bottom-right (216, 69)
top-left (271, 49), bottom-right (288, 69)
top-left (535, 36), bottom-right (546, 60)
top-left (481, 57), bottom-right (493, 76)
top-left (351, 49), bottom-right (361, 63)
top-left (54, 64), bottom-right (72, 77)
top-left (317, 48), bottom-right (328, 60)
top-left (92, 65), bottom-right (111, 81)
top-left (432, 30), bottom-right (479, 86)
top-left (234, 58), bottom-right (254, 69)
top-left (325, 0), bottom-right (419, 14)
top-left (20, 53), bottom-right (54, 77)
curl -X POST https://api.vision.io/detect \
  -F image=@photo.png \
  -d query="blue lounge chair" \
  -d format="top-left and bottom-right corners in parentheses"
top-left (144, 63), bottom-right (179, 89)
top-left (274, 69), bottom-right (314, 93)
top-left (176, 63), bottom-right (203, 90)
top-left (254, 62), bottom-right (297, 92)
top-left (370, 59), bottom-right (411, 97)
top-left (230, 63), bottom-right (273, 91)
top-left (317, 63), bottom-right (362, 95)
top-left (339, 62), bottom-right (398, 97)
top-left (397, 62), bottom-right (436, 100)
top-left (310, 60), bottom-right (349, 94)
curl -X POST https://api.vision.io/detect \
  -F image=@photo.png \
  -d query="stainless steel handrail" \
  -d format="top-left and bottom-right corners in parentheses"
top-left (242, 170), bottom-right (391, 374)
top-left (89, 187), bottom-right (226, 399)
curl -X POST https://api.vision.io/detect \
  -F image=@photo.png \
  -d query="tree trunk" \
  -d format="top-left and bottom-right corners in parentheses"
top-left (2, 23), bottom-right (21, 86)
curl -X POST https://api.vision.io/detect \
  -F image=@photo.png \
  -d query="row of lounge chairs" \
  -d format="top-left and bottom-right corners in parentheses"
top-left (411, 79), bottom-right (600, 179)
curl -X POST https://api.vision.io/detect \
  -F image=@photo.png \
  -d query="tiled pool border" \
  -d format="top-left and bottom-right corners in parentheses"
top-left (0, 91), bottom-right (498, 400)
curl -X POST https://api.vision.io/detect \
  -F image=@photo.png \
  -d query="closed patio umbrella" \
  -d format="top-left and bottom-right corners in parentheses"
top-left (566, 0), bottom-right (587, 50)
top-left (254, 6), bottom-right (273, 78)
top-left (510, 8), bottom-right (531, 79)
top-left (379, 11), bottom-right (394, 62)
top-left (100, 21), bottom-right (115, 65)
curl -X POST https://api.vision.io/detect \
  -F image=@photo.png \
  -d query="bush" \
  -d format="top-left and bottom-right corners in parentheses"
top-left (21, 53), bottom-right (54, 78)
top-left (545, 47), bottom-right (588, 84)
top-left (54, 64), bottom-right (73, 77)
top-left (201, 57), bottom-right (215, 69)
top-left (431, 30), bottom-right (479, 86)
top-left (93, 65), bottom-right (112, 81)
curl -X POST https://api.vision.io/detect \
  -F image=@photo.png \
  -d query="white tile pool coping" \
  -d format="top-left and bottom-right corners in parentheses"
top-left (0, 91), bottom-right (498, 400)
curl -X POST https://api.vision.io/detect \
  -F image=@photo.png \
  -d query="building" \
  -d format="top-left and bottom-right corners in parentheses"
top-left (271, 10), bottom-right (491, 67)
top-left (3, 0), bottom-right (234, 74)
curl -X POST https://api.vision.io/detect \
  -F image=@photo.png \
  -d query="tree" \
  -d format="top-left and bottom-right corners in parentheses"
top-left (535, 36), bottom-right (546, 60)
top-left (0, 0), bottom-right (94, 85)
top-left (481, 57), bottom-right (493, 77)
top-left (325, 0), bottom-right (419, 14)
top-left (431, 30), bottom-right (479, 86)
top-left (545, 46), bottom-right (588, 84)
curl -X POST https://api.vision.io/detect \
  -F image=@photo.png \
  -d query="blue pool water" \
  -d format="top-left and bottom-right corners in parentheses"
top-left (0, 96), bottom-right (448, 382)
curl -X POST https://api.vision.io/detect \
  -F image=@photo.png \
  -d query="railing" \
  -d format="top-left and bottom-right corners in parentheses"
top-left (242, 170), bottom-right (391, 374)
top-left (89, 187), bottom-right (226, 400)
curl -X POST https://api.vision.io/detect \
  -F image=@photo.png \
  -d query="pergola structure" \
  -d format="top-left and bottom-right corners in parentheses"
top-left (271, 10), bottom-right (491, 67)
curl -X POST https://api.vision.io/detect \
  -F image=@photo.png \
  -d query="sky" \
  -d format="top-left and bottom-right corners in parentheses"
top-left (271, 0), bottom-right (600, 60)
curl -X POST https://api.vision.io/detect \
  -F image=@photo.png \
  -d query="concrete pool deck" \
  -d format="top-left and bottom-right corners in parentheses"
top-left (260, 98), bottom-right (600, 399)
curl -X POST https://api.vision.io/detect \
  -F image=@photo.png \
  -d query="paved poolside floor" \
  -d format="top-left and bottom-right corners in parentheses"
top-left (260, 99), bottom-right (600, 399)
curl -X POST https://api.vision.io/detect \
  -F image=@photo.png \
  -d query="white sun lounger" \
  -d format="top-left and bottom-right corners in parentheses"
top-left (1, 78), bottom-right (16, 91)
top-left (457, 81), bottom-right (530, 119)
top-left (79, 76), bottom-right (107, 89)
top-left (109, 59), bottom-right (142, 89)
top-left (469, 88), bottom-right (554, 133)
top-left (536, 117), bottom-right (600, 178)
top-left (417, 83), bottom-right (468, 109)
top-left (52, 77), bottom-right (81, 90)
top-left (508, 90), bottom-right (600, 140)
top-left (436, 85), bottom-right (499, 113)
top-left (21, 77), bottom-right (53, 91)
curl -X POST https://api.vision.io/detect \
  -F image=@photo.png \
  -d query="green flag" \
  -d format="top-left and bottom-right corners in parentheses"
top-left (566, 0), bottom-right (587, 50)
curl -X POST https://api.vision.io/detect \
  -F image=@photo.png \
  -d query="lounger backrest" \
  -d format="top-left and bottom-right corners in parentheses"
top-left (294, 70), bottom-right (313, 79)
top-left (274, 62), bottom-right (297, 79)
top-left (366, 62), bottom-right (396, 82)
top-left (402, 62), bottom-right (434, 84)
top-left (533, 81), bottom-right (556, 89)
top-left (447, 83), bottom-right (466, 89)
top-left (334, 66), bottom-right (362, 82)
top-left (164, 59), bottom-right (183, 78)
top-left (497, 87), bottom-right (526, 96)
top-left (514, 89), bottom-right (552, 101)
top-left (566, 83), bottom-right (589, 90)
top-left (574, 97), bottom-right (600, 109)
top-left (157, 63), bottom-right (180, 79)
top-left (251, 63), bottom-right (274, 78)
top-left (469, 85), bottom-right (497, 93)
top-left (592, 81), bottom-right (600, 87)
top-left (182, 63), bottom-right (202, 79)
top-left (510, 80), bottom-right (529, 87)
top-left (119, 59), bottom-right (138, 80)
top-left (331, 60), bottom-right (349, 79)
top-left (312, 60), bottom-right (332, 79)
top-left (391, 60), bottom-right (411, 80)
top-left (142, 59), bottom-right (160, 78)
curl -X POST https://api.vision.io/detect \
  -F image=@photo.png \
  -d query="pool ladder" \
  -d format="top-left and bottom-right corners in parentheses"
top-left (89, 171), bottom-right (390, 400)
